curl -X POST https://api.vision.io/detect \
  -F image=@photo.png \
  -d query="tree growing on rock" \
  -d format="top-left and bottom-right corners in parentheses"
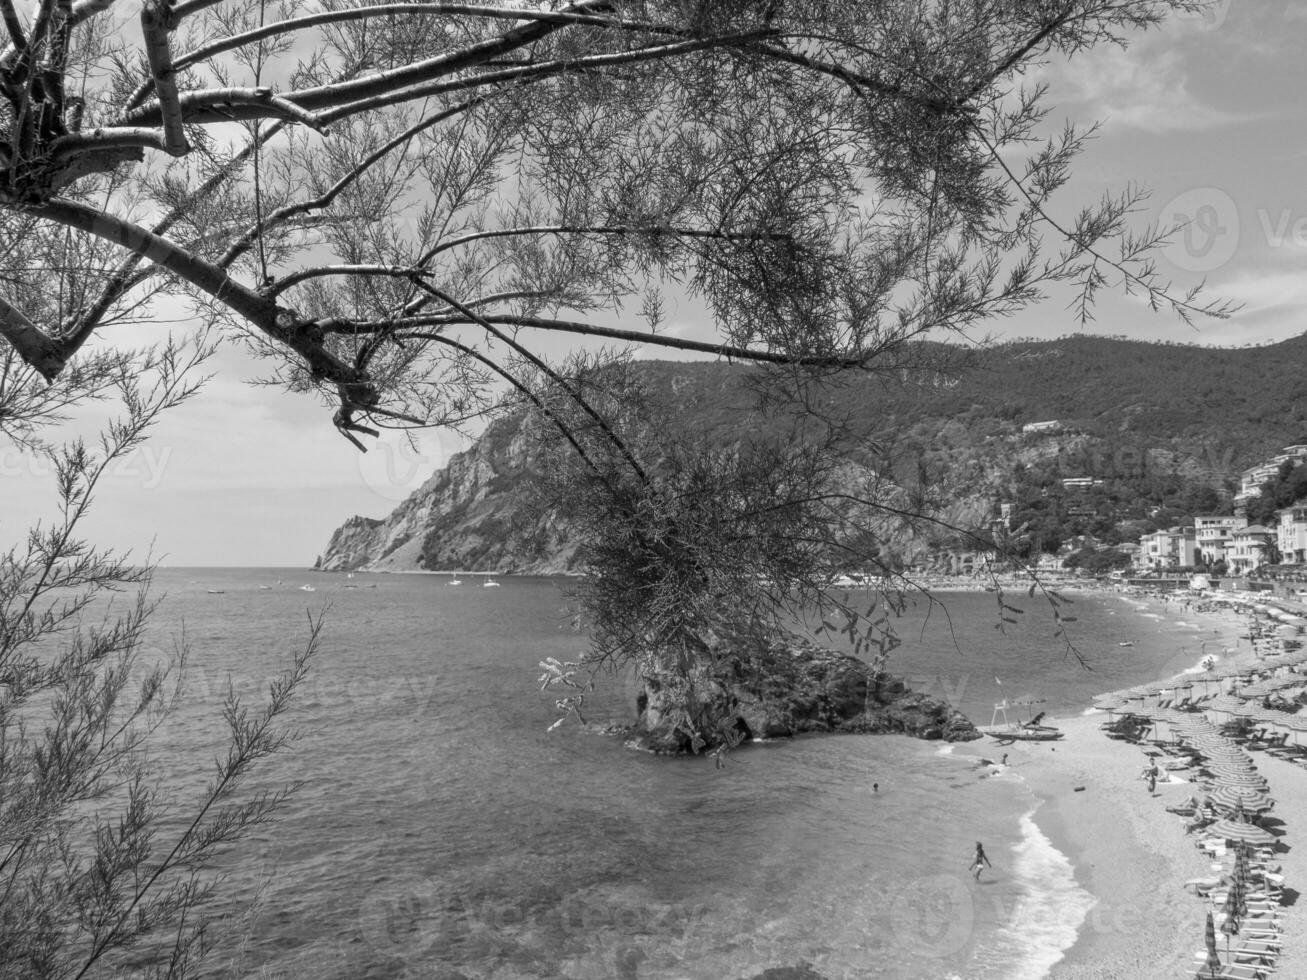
top-left (0, 0), bottom-right (1228, 750)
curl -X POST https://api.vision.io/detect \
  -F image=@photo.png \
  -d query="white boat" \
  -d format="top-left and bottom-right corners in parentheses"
top-left (483, 578), bottom-right (501, 588)
top-left (448, 578), bottom-right (462, 586)
top-left (300, 585), bottom-right (316, 592)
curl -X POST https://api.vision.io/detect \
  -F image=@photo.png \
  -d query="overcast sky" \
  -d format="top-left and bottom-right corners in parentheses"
top-left (3, 2), bottom-right (1300, 567)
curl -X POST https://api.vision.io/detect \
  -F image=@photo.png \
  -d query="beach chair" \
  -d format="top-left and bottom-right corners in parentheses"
top-left (1206, 965), bottom-right (1277, 980)
top-left (1233, 938), bottom-right (1283, 958)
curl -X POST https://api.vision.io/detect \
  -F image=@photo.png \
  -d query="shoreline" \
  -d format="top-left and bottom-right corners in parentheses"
top-left (954, 593), bottom-right (1262, 978)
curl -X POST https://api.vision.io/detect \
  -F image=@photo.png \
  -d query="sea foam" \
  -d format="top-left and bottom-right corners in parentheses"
top-left (993, 810), bottom-right (1096, 980)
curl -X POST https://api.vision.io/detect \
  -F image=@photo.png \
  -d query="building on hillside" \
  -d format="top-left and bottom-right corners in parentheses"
top-left (1234, 445), bottom-right (1307, 514)
top-left (1060, 477), bottom-right (1104, 490)
top-left (1139, 527), bottom-right (1198, 570)
top-left (1278, 506), bottom-right (1307, 564)
top-left (1228, 525), bottom-right (1275, 575)
top-left (1194, 515), bottom-right (1247, 565)
top-left (1022, 420), bottom-right (1062, 434)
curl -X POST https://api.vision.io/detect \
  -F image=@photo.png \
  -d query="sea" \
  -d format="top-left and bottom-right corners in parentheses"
top-left (111, 569), bottom-right (1231, 980)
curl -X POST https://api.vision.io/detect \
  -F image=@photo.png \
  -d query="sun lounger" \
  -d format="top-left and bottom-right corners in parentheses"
top-left (1234, 939), bottom-right (1283, 956)
top-left (1190, 961), bottom-right (1277, 980)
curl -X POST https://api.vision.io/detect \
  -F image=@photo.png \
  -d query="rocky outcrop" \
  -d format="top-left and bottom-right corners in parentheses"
top-left (316, 515), bottom-right (385, 570)
top-left (627, 628), bottom-right (979, 754)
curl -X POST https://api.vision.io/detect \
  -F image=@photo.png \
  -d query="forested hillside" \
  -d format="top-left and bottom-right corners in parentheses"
top-left (319, 335), bottom-right (1307, 572)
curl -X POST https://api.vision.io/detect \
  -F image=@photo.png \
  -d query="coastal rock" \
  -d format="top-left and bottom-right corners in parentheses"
top-left (627, 628), bottom-right (980, 754)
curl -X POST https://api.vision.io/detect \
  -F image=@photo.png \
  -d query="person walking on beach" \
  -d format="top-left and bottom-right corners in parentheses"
top-left (970, 842), bottom-right (992, 881)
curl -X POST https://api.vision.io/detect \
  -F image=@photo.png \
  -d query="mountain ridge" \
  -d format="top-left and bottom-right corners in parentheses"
top-left (317, 333), bottom-right (1307, 573)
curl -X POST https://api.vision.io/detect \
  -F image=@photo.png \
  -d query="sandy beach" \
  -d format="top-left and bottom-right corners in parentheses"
top-left (955, 592), bottom-right (1307, 979)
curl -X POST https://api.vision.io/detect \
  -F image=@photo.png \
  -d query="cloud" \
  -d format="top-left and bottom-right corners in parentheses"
top-left (1216, 270), bottom-right (1307, 316)
top-left (1044, 39), bottom-right (1238, 133)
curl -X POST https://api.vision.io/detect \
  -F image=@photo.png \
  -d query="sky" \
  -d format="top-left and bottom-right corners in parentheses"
top-left (4, 1), bottom-right (1303, 567)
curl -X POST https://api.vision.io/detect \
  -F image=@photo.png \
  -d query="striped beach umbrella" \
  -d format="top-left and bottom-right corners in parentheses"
top-left (1204, 911), bottom-right (1221, 977)
top-left (1207, 765), bottom-right (1261, 778)
top-left (1201, 747), bottom-right (1253, 764)
top-left (1207, 819), bottom-right (1277, 847)
top-left (1210, 777), bottom-right (1269, 794)
top-left (1221, 882), bottom-right (1245, 943)
top-left (1207, 786), bottom-right (1274, 816)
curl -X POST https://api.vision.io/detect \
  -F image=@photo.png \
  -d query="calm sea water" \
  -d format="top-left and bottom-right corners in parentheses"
top-left (119, 570), bottom-right (1220, 980)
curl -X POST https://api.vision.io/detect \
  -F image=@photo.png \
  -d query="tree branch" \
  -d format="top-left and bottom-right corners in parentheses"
top-left (0, 292), bottom-right (64, 380)
top-left (156, 3), bottom-right (683, 104)
top-left (118, 25), bottom-right (771, 129)
top-left (408, 278), bottom-right (649, 484)
top-left (0, 0), bottom-right (24, 52)
top-left (406, 330), bottom-right (608, 482)
top-left (29, 199), bottom-right (372, 401)
top-left (366, 312), bottom-right (875, 369)
top-left (119, 0), bottom-right (608, 126)
top-left (140, 0), bottom-right (190, 156)
top-left (215, 96), bottom-right (482, 271)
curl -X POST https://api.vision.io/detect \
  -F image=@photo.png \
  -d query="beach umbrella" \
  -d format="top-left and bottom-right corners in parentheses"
top-left (1220, 885), bottom-right (1243, 950)
top-left (1210, 773), bottom-right (1269, 791)
top-left (1291, 716), bottom-right (1307, 745)
top-left (1207, 819), bottom-right (1277, 847)
top-left (1202, 748), bottom-right (1253, 765)
top-left (1204, 911), bottom-right (1222, 977)
top-left (1208, 761), bottom-right (1261, 775)
top-left (1208, 789), bottom-right (1274, 818)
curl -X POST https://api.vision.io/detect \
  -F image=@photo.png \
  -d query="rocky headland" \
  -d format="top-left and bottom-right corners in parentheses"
top-left (625, 628), bottom-right (979, 754)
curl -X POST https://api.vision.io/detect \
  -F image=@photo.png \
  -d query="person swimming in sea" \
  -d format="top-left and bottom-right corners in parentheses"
top-left (971, 841), bottom-right (992, 881)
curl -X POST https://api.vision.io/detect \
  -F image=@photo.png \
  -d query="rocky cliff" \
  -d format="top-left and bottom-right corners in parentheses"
top-left (318, 415), bottom-right (581, 574)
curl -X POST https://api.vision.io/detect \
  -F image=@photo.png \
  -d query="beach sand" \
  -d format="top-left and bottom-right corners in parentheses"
top-left (956, 593), bottom-right (1307, 979)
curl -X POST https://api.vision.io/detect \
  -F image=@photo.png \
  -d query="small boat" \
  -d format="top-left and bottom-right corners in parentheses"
top-left (979, 698), bottom-right (1063, 743)
top-left (448, 578), bottom-right (462, 586)
top-left (207, 589), bottom-right (225, 594)
top-left (483, 578), bottom-right (501, 588)
top-left (300, 585), bottom-right (316, 592)
top-left (1119, 641), bottom-right (1135, 647)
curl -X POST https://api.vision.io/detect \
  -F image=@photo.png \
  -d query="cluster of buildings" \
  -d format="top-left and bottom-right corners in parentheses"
top-left (1135, 444), bottom-right (1307, 576)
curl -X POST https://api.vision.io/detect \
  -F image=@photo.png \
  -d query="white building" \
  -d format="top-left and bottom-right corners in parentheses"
top-left (1229, 525), bottom-right (1275, 575)
top-left (1234, 445), bottom-right (1307, 513)
top-left (1139, 527), bottom-right (1198, 569)
top-left (1278, 506), bottom-right (1307, 564)
top-left (1194, 515), bottom-right (1247, 565)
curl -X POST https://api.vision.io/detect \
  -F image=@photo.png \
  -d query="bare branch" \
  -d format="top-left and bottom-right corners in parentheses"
top-left (140, 0), bottom-right (190, 156)
top-left (0, 292), bottom-right (63, 379)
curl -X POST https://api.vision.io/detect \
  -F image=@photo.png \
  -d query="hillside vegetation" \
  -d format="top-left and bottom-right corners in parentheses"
top-left (318, 334), bottom-right (1307, 573)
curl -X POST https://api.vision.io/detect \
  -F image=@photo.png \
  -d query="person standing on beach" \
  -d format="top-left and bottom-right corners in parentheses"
top-left (971, 842), bottom-right (992, 881)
